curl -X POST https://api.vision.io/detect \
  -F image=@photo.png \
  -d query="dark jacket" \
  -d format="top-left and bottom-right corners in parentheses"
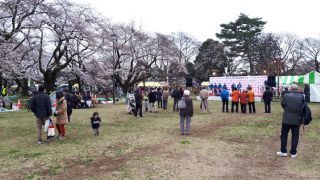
top-left (179, 96), bottom-right (194, 117)
top-left (30, 92), bottom-right (52, 118)
top-left (263, 90), bottom-right (273, 102)
top-left (156, 91), bottom-right (162, 101)
top-left (148, 91), bottom-right (157, 103)
top-left (91, 117), bottom-right (101, 129)
top-left (172, 89), bottom-right (181, 99)
top-left (281, 91), bottom-right (304, 125)
top-left (135, 91), bottom-right (143, 106)
top-left (64, 93), bottom-right (73, 115)
top-left (304, 86), bottom-right (310, 95)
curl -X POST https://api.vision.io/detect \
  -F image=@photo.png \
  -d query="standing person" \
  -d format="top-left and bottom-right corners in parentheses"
top-left (63, 89), bottom-right (73, 122)
top-left (134, 88), bottom-right (143, 117)
top-left (30, 85), bottom-right (52, 144)
top-left (239, 89), bottom-right (248, 113)
top-left (231, 83), bottom-right (236, 91)
top-left (172, 86), bottom-right (181, 112)
top-left (148, 88), bottom-right (157, 113)
top-left (162, 87), bottom-right (170, 110)
top-left (218, 83), bottom-right (223, 94)
top-left (263, 87), bottom-right (273, 114)
top-left (281, 86), bottom-right (290, 97)
top-left (179, 90), bottom-right (194, 135)
top-left (213, 83), bottom-right (218, 95)
top-left (220, 87), bottom-right (230, 113)
top-left (304, 84), bottom-right (310, 103)
top-left (54, 91), bottom-right (68, 140)
top-left (90, 112), bottom-right (101, 136)
top-left (277, 84), bottom-right (304, 158)
top-left (231, 88), bottom-right (240, 113)
top-left (223, 83), bottom-right (228, 90)
top-left (156, 88), bottom-right (163, 108)
top-left (237, 82), bottom-right (242, 93)
top-left (199, 86), bottom-right (209, 112)
top-left (247, 86), bottom-right (256, 114)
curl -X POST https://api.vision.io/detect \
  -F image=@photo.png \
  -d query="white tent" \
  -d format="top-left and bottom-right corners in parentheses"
top-left (278, 71), bottom-right (320, 102)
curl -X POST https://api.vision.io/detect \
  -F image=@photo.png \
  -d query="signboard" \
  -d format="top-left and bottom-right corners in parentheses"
top-left (209, 76), bottom-right (268, 96)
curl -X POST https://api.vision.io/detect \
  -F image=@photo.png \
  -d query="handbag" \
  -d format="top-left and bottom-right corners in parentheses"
top-left (178, 98), bottom-right (186, 109)
top-left (47, 120), bottom-right (55, 138)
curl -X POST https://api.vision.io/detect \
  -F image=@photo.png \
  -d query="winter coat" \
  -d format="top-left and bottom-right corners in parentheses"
top-left (91, 117), bottom-right (101, 129)
top-left (156, 91), bottom-right (163, 101)
top-left (30, 92), bottom-right (52, 118)
top-left (281, 91), bottom-right (304, 125)
top-left (179, 96), bottom-right (194, 117)
top-left (172, 89), bottom-right (181, 99)
top-left (56, 97), bottom-right (68, 124)
top-left (220, 89), bottom-right (229, 101)
top-left (135, 91), bottom-right (143, 106)
top-left (199, 89), bottom-right (209, 100)
top-left (64, 93), bottom-right (73, 115)
top-left (162, 90), bottom-right (170, 100)
top-left (263, 90), bottom-right (273, 102)
top-left (239, 92), bottom-right (248, 104)
top-left (247, 90), bottom-right (255, 102)
top-left (231, 90), bottom-right (240, 102)
top-left (304, 86), bottom-right (310, 95)
top-left (148, 91), bottom-right (157, 103)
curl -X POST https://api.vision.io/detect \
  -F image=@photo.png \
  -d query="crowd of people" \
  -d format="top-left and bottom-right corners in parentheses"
top-left (29, 83), bottom-right (313, 159)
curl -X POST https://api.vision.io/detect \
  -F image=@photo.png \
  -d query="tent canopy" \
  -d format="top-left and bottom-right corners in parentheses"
top-left (137, 82), bottom-right (161, 87)
top-left (277, 71), bottom-right (320, 85)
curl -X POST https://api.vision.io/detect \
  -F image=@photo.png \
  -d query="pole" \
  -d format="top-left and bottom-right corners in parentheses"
top-left (277, 61), bottom-right (280, 98)
top-left (112, 39), bottom-right (116, 104)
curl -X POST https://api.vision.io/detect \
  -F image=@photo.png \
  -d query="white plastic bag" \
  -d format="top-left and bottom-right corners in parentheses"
top-left (44, 119), bottom-right (50, 132)
top-left (47, 126), bottom-right (55, 137)
top-left (86, 100), bottom-right (92, 108)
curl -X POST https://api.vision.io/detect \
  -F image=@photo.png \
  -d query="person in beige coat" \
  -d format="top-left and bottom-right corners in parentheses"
top-left (199, 87), bottom-right (210, 112)
top-left (55, 91), bottom-right (68, 140)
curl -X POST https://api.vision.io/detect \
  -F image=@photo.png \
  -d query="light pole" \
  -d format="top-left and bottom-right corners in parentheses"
top-left (111, 34), bottom-right (117, 104)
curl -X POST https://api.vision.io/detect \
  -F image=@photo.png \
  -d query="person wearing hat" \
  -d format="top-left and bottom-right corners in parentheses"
top-left (179, 90), bottom-right (194, 135)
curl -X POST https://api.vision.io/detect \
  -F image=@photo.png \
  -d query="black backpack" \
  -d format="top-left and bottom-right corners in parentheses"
top-left (301, 102), bottom-right (312, 125)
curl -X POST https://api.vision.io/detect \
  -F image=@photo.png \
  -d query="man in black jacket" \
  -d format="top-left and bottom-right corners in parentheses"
top-left (30, 85), bottom-right (52, 144)
top-left (63, 89), bottom-right (73, 122)
top-left (277, 84), bottom-right (304, 158)
top-left (134, 88), bottom-right (143, 117)
top-left (262, 87), bottom-right (273, 113)
top-left (172, 86), bottom-right (181, 112)
top-left (304, 84), bottom-right (310, 103)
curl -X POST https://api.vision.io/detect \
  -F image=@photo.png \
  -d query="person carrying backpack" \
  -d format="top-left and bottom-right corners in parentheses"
top-left (220, 87), bottom-right (229, 113)
top-left (277, 84), bottom-right (307, 158)
top-left (179, 90), bottom-right (193, 135)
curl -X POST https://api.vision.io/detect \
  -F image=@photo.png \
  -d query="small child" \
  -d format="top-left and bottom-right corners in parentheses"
top-left (90, 112), bottom-right (101, 136)
top-left (144, 99), bottom-right (149, 112)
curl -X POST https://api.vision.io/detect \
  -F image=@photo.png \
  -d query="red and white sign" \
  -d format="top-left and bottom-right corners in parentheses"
top-left (209, 76), bottom-right (268, 96)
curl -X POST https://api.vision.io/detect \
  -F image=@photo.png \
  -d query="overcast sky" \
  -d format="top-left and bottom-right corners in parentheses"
top-left (72, 0), bottom-right (320, 41)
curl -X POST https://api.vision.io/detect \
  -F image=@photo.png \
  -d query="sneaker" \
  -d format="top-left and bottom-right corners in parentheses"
top-left (277, 152), bottom-right (288, 157)
top-left (37, 140), bottom-right (42, 144)
top-left (291, 154), bottom-right (298, 158)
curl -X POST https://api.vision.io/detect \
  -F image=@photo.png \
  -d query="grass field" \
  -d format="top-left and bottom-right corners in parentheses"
top-left (0, 99), bottom-right (319, 179)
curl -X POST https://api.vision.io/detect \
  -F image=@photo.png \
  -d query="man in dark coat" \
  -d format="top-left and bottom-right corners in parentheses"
top-left (304, 84), bottom-right (310, 103)
top-left (156, 88), bottom-right (163, 108)
top-left (277, 84), bottom-right (304, 158)
top-left (172, 86), bottom-right (181, 112)
top-left (134, 88), bottom-right (143, 117)
top-left (63, 89), bottom-right (73, 122)
top-left (148, 88), bottom-right (157, 112)
top-left (30, 85), bottom-right (52, 144)
top-left (263, 87), bottom-right (273, 113)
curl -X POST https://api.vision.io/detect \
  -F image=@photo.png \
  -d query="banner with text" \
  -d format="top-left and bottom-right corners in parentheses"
top-left (209, 76), bottom-right (268, 96)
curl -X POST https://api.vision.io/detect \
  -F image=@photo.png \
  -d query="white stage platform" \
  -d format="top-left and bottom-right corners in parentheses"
top-left (196, 96), bottom-right (262, 102)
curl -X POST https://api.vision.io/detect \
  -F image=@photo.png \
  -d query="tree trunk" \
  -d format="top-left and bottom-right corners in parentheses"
top-left (315, 59), bottom-right (319, 72)
top-left (44, 71), bottom-right (57, 94)
top-left (22, 79), bottom-right (29, 96)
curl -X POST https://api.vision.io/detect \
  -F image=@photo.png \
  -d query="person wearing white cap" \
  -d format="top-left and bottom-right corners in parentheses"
top-left (179, 90), bottom-right (194, 135)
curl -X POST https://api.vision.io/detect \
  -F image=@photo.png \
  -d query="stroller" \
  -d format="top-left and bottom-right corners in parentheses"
top-left (127, 94), bottom-right (136, 114)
